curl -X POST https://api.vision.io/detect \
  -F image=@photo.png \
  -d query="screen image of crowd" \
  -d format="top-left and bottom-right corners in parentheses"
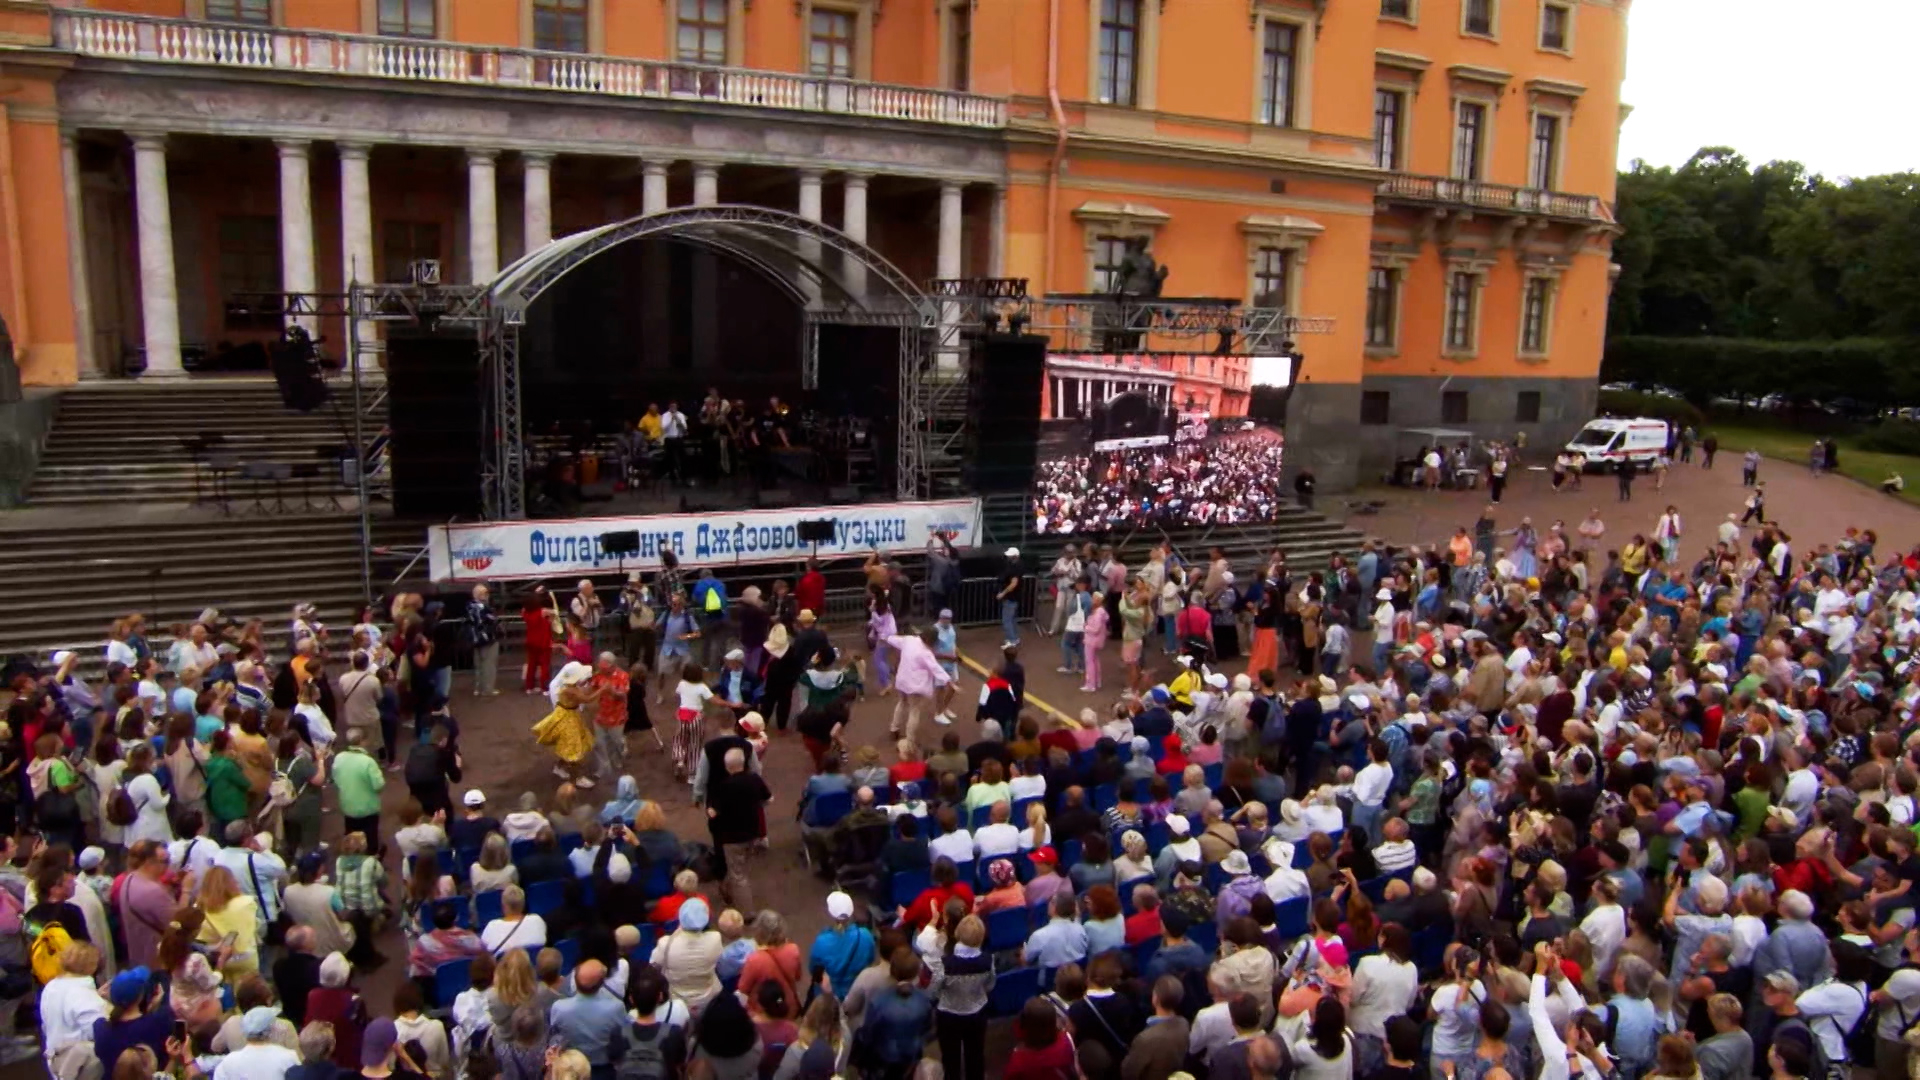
top-left (1032, 424), bottom-right (1289, 534)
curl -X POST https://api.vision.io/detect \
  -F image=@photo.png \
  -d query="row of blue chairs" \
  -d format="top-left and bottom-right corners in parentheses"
top-left (431, 937), bottom-right (583, 1006)
top-left (433, 846), bottom-right (680, 901)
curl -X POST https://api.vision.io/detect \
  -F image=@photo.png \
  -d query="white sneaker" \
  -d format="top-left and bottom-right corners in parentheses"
top-left (1055, 666), bottom-right (1072, 673)
top-left (552, 765), bottom-right (571, 779)
top-left (934, 713), bottom-right (953, 725)
top-left (575, 776), bottom-right (595, 789)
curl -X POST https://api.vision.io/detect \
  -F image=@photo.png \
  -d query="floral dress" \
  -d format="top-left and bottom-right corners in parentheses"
top-left (531, 686), bottom-right (594, 764)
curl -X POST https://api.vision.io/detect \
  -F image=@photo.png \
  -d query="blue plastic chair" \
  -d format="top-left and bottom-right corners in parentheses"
top-left (1358, 876), bottom-right (1392, 904)
top-left (872, 785), bottom-right (896, 806)
top-left (969, 805), bottom-right (995, 831)
top-left (1413, 925), bottom-right (1450, 977)
top-left (558, 833), bottom-right (584, 856)
top-left (1131, 936), bottom-right (1161, 974)
top-left (1204, 862), bottom-right (1230, 893)
top-left (1249, 853), bottom-right (1272, 877)
top-left (990, 967), bottom-right (1041, 1016)
top-left (640, 859), bottom-right (675, 900)
top-left (1130, 777), bottom-right (1153, 802)
top-left (554, 937), bottom-right (581, 973)
top-left (1144, 822), bottom-right (1171, 854)
top-left (952, 860), bottom-right (975, 889)
top-left (525, 880), bottom-right (565, 917)
top-left (632, 922), bottom-right (658, 961)
top-left (1091, 784), bottom-right (1120, 814)
top-left (435, 849), bottom-right (458, 877)
top-left (810, 791), bottom-right (854, 828)
top-left (1187, 920), bottom-right (1218, 956)
top-left (433, 958), bottom-right (473, 1007)
top-left (1058, 839), bottom-right (1083, 868)
top-left (1012, 797), bottom-right (1042, 825)
top-left (986, 907), bottom-right (1029, 952)
top-left (1115, 743), bottom-right (1132, 765)
top-left (474, 889), bottom-right (505, 926)
top-left (1202, 763), bottom-right (1224, 790)
top-left (1118, 876), bottom-right (1153, 914)
top-left (1291, 843), bottom-right (1315, 869)
top-left (890, 867), bottom-right (932, 910)
top-left (1274, 896), bottom-right (1310, 938)
top-left (426, 897), bottom-right (471, 930)
top-left (510, 839), bottom-right (537, 863)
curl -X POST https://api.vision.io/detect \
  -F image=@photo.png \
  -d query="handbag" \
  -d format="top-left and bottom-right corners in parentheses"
top-left (548, 595), bottom-right (567, 638)
top-left (245, 853), bottom-right (292, 947)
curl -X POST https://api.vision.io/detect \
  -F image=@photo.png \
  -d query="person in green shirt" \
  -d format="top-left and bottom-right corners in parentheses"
top-left (329, 729), bottom-right (387, 854)
top-left (29, 733), bottom-right (84, 849)
top-left (1731, 760), bottom-right (1771, 843)
top-left (202, 730), bottom-right (254, 841)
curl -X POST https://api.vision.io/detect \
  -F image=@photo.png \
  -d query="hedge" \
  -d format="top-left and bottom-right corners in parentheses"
top-left (1601, 336), bottom-right (1915, 408)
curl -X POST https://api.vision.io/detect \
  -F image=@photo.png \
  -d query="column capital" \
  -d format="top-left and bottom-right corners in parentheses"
top-left (797, 168), bottom-right (826, 183)
top-left (466, 148), bottom-right (500, 166)
top-left (128, 131), bottom-right (167, 153)
top-left (939, 179), bottom-right (965, 195)
top-left (842, 171), bottom-right (872, 186)
top-left (642, 160), bottom-right (670, 178)
top-left (690, 161), bottom-right (720, 176)
top-left (522, 150), bottom-right (554, 167)
top-left (336, 142), bottom-right (372, 161)
top-left (274, 138), bottom-right (312, 158)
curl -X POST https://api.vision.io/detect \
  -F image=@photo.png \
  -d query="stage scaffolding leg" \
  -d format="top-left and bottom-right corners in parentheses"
top-left (349, 281), bottom-right (372, 605)
top-left (897, 325), bottom-right (924, 500)
top-left (481, 315), bottom-right (525, 521)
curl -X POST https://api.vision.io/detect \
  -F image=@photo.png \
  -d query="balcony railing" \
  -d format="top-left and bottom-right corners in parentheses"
top-left (1378, 173), bottom-right (1615, 224)
top-left (53, 11), bottom-right (1007, 130)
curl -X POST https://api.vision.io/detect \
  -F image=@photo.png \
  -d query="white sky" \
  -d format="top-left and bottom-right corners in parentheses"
top-left (1618, 0), bottom-right (1920, 180)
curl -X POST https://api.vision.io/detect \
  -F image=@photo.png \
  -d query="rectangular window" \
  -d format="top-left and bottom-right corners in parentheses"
top-left (1453, 101), bottom-right (1487, 180)
top-left (947, 1), bottom-right (972, 90)
top-left (677, 0), bottom-right (728, 64)
top-left (1522, 278), bottom-right (1552, 353)
top-left (1365, 267), bottom-right (1398, 348)
top-left (1097, 0), bottom-right (1140, 107)
top-left (809, 9), bottom-right (855, 78)
top-left (1516, 390), bottom-right (1542, 423)
top-left (1360, 390), bottom-right (1392, 426)
top-left (1373, 89), bottom-right (1405, 171)
top-left (218, 216), bottom-right (279, 329)
top-left (1529, 113), bottom-right (1561, 189)
top-left (205, 0), bottom-right (272, 23)
top-left (1380, 0), bottom-right (1413, 17)
top-left (381, 221), bottom-right (443, 284)
top-left (532, 0), bottom-right (589, 52)
top-left (1540, 2), bottom-right (1570, 50)
top-left (1257, 21), bottom-right (1298, 127)
top-left (377, 0), bottom-right (435, 37)
top-left (1091, 235), bottom-right (1130, 292)
top-left (1464, 0), bottom-right (1494, 35)
top-left (1442, 391), bottom-right (1470, 424)
top-left (1445, 271), bottom-right (1478, 351)
top-left (1253, 248), bottom-right (1290, 307)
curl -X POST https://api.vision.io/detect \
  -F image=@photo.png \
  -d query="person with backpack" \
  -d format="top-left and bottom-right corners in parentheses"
top-left (1796, 943), bottom-right (1874, 1080)
top-left (405, 723), bottom-right (462, 821)
top-left (37, 940), bottom-right (107, 1073)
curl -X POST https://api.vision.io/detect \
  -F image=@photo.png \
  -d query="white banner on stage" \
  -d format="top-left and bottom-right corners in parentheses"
top-left (426, 498), bottom-right (984, 582)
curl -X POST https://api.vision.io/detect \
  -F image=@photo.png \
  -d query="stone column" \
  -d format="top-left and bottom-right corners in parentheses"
top-left (523, 152), bottom-right (553, 251)
top-left (59, 132), bottom-right (97, 379)
top-left (642, 161), bottom-right (669, 214)
top-left (337, 142), bottom-right (376, 365)
top-left (691, 162), bottom-right (719, 207)
top-left (275, 140), bottom-right (317, 334)
top-left (843, 172), bottom-right (870, 296)
top-left (130, 133), bottom-right (181, 377)
top-left (989, 184), bottom-right (1008, 278)
top-left (467, 149), bottom-right (499, 283)
top-left (797, 169), bottom-right (824, 223)
top-left (936, 180), bottom-right (964, 368)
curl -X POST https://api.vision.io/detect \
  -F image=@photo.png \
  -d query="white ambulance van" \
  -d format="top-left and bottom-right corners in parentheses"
top-left (1565, 417), bottom-right (1671, 472)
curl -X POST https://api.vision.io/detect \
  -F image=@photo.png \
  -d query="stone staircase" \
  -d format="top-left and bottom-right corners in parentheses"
top-left (28, 376), bottom-right (373, 506)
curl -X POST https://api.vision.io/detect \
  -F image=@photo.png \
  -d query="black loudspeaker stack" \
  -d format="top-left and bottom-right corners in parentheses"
top-left (387, 329), bottom-right (485, 519)
top-left (964, 332), bottom-right (1047, 493)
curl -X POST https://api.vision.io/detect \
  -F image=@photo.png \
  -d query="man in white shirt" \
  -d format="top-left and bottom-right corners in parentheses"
top-left (927, 811), bottom-right (974, 866)
top-left (169, 825), bottom-right (222, 891)
top-left (1186, 970), bottom-right (1240, 1066)
top-left (1351, 741), bottom-right (1394, 836)
top-left (214, 825), bottom-right (288, 926)
top-left (1371, 818), bottom-right (1418, 875)
top-left (660, 400), bottom-right (689, 484)
top-left (213, 1007), bottom-right (301, 1080)
top-left (1717, 513), bottom-right (1741, 549)
top-left (38, 945), bottom-right (107, 1061)
top-left (1780, 748), bottom-right (1820, 824)
top-left (1794, 950), bottom-right (1872, 1066)
top-left (972, 801), bottom-right (1021, 860)
top-left (1261, 841), bottom-right (1310, 902)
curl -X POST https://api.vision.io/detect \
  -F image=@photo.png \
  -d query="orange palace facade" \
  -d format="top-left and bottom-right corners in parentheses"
top-left (0, 0), bottom-right (1626, 490)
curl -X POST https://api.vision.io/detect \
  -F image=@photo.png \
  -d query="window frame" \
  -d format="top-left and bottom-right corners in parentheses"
top-left (1528, 109), bottom-right (1564, 191)
top-left (1451, 97), bottom-right (1493, 181)
top-left (198, 0), bottom-right (275, 24)
top-left (1379, 0), bottom-right (1416, 23)
top-left (1441, 266), bottom-right (1488, 358)
top-left (1515, 390), bottom-right (1543, 424)
top-left (530, 0), bottom-right (590, 52)
top-left (942, 0), bottom-right (972, 91)
top-left (1252, 247), bottom-right (1291, 308)
top-left (216, 215), bottom-right (282, 330)
top-left (1441, 390), bottom-right (1470, 425)
top-left (1461, 0), bottom-right (1497, 38)
top-left (1249, 6), bottom-right (1314, 130)
top-left (1538, 0), bottom-right (1574, 54)
top-left (1364, 264), bottom-right (1403, 354)
top-left (1091, 234), bottom-right (1132, 294)
top-left (1095, 0), bottom-right (1142, 107)
top-left (797, 0), bottom-right (875, 80)
top-left (1373, 87), bottom-right (1406, 171)
top-left (808, 8), bottom-right (857, 78)
top-left (674, 0), bottom-right (730, 65)
top-left (372, 0), bottom-right (438, 37)
top-left (1360, 390), bottom-right (1392, 426)
top-left (1518, 273), bottom-right (1557, 358)
top-left (1257, 19), bottom-right (1300, 128)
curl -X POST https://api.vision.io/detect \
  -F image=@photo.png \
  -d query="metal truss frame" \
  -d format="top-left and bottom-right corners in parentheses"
top-left (1026, 293), bottom-right (1334, 353)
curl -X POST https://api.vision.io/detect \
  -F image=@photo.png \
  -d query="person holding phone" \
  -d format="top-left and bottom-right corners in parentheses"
top-left (91, 967), bottom-right (176, 1075)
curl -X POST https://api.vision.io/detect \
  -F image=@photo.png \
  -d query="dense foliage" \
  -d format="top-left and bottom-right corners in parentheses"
top-left (1604, 148), bottom-right (1920, 407)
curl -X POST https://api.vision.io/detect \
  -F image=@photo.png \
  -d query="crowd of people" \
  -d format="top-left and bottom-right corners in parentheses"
top-left (12, 462), bottom-right (1920, 1080)
top-left (1031, 431), bottom-right (1290, 534)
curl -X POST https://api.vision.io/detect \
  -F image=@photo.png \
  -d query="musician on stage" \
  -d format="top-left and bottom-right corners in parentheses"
top-left (700, 388), bottom-right (732, 481)
top-left (660, 399), bottom-right (689, 485)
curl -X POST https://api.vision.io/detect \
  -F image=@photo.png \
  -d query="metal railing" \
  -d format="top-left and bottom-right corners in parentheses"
top-left (55, 11), bottom-right (1006, 130)
top-left (1378, 173), bottom-right (1615, 223)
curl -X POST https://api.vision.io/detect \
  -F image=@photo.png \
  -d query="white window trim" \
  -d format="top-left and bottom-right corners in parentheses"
top-left (1441, 256), bottom-right (1494, 360)
top-left (1537, 0), bottom-right (1575, 55)
top-left (936, 0), bottom-right (973, 91)
top-left (1372, 83), bottom-right (1410, 172)
top-left (1365, 256), bottom-right (1410, 358)
top-left (666, 0), bottom-right (747, 66)
top-left (1088, 0), bottom-right (1160, 110)
top-left (1516, 269), bottom-right (1561, 360)
top-left (1526, 105), bottom-right (1570, 192)
top-left (1239, 214), bottom-right (1319, 312)
top-left (190, 0), bottom-right (284, 23)
top-left (1460, 0), bottom-right (1499, 39)
top-left (1379, 0), bottom-right (1418, 26)
top-left (520, 0), bottom-right (605, 53)
top-left (1250, 5), bottom-right (1315, 130)
top-left (1073, 200), bottom-right (1170, 291)
top-left (1449, 95), bottom-right (1497, 182)
top-left (799, 0), bottom-right (875, 80)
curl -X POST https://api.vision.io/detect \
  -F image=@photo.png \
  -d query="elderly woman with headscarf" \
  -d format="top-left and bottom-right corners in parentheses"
top-left (1114, 830), bottom-right (1154, 883)
top-left (531, 661), bottom-right (600, 789)
top-left (972, 858), bottom-right (1028, 915)
top-left (649, 896), bottom-right (723, 1010)
top-left (306, 952), bottom-right (367, 1069)
top-left (599, 775), bottom-right (644, 826)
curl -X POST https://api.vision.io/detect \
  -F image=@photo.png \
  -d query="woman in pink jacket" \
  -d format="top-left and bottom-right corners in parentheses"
top-left (1081, 599), bottom-right (1110, 692)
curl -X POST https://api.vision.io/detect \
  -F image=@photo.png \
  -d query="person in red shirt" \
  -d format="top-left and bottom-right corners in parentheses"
top-left (521, 585), bottom-right (556, 693)
top-left (1038, 715), bottom-right (1080, 759)
top-left (901, 855), bottom-right (975, 928)
top-left (794, 559), bottom-right (828, 623)
top-left (1123, 884), bottom-right (1163, 944)
top-left (1005, 998), bottom-right (1077, 1080)
top-left (650, 868), bottom-right (703, 924)
top-left (1157, 734), bottom-right (1189, 777)
top-left (889, 741), bottom-right (928, 787)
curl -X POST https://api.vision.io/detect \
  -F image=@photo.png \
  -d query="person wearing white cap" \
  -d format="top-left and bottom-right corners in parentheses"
top-left (531, 662), bottom-right (601, 789)
top-left (932, 609), bottom-right (961, 724)
top-left (997, 547), bottom-right (1026, 648)
top-left (808, 891), bottom-right (877, 1000)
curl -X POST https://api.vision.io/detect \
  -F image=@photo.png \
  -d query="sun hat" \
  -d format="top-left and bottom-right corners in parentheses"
top-left (243, 1005), bottom-right (284, 1041)
top-left (827, 892), bottom-right (855, 919)
top-left (1222, 851), bottom-right (1252, 875)
top-left (464, 789), bottom-right (487, 808)
top-left (678, 897), bottom-right (711, 930)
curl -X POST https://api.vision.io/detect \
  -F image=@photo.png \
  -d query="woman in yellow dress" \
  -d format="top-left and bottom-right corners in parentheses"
top-left (532, 662), bottom-right (601, 789)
